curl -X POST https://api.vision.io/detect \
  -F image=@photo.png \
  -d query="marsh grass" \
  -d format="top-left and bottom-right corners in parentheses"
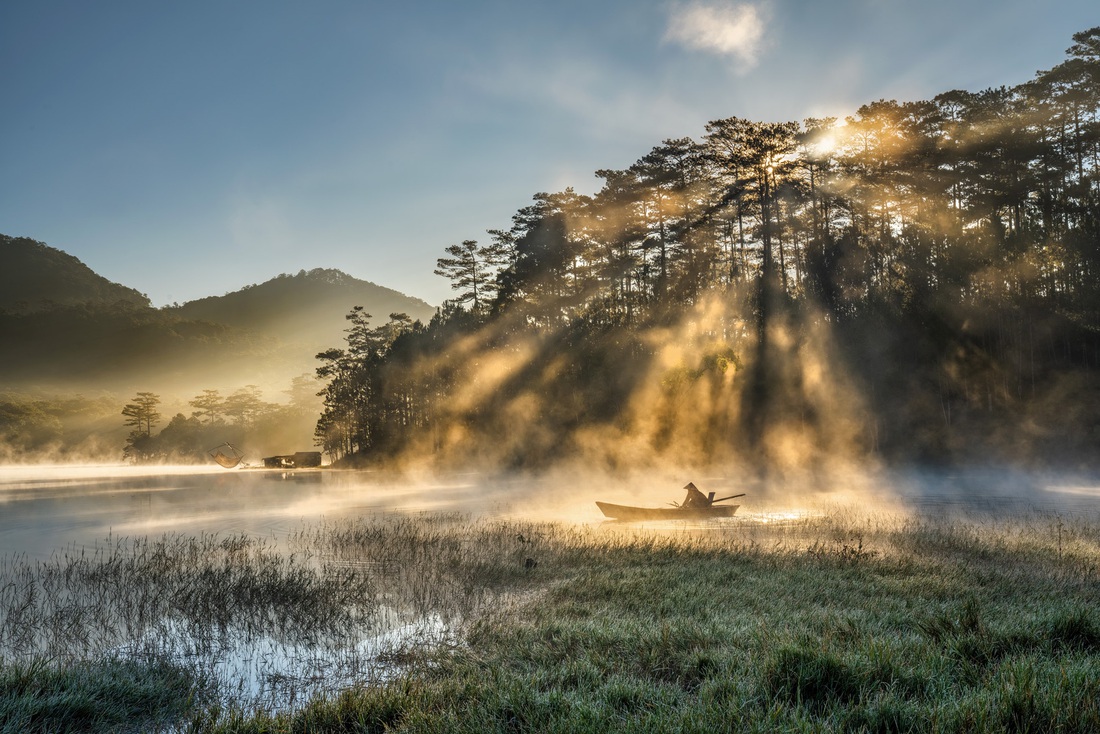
top-left (0, 654), bottom-right (201, 733)
top-left (0, 515), bottom-right (556, 730)
top-left (4, 510), bottom-right (1100, 731)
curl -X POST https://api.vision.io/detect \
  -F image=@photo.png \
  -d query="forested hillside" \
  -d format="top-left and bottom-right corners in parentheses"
top-left (0, 248), bottom-right (433, 461)
top-left (169, 268), bottom-right (434, 357)
top-left (314, 27), bottom-right (1100, 473)
top-left (0, 235), bottom-right (150, 311)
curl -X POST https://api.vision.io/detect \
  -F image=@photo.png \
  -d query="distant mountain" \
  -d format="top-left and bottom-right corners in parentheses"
top-left (0, 234), bottom-right (151, 311)
top-left (0, 302), bottom-right (267, 389)
top-left (0, 238), bottom-right (436, 397)
top-left (170, 268), bottom-right (436, 353)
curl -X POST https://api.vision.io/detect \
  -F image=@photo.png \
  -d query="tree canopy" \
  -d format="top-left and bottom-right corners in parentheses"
top-left (319, 28), bottom-right (1100, 472)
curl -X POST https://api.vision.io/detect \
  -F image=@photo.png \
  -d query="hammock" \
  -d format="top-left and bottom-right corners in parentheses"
top-left (208, 442), bottom-right (244, 469)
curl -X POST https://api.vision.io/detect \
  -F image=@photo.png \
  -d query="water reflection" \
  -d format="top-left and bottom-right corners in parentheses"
top-left (114, 609), bottom-right (451, 710)
top-left (0, 465), bottom-right (487, 560)
top-left (0, 498), bottom-right (521, 714)
top-left (3, 464), bottom-right (1100, 560)
top-left (888, 466), bottom-right (1100, 520)
top-left (0, 466), bottom-right (329, 560)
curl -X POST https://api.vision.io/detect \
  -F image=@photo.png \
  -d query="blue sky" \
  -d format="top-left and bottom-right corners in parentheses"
top-left (2, 1), bottom-right (1095, 307)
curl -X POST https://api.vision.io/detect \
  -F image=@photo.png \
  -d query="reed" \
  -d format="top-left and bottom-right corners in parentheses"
top-left (3, 510), bottom-right (1100, 732)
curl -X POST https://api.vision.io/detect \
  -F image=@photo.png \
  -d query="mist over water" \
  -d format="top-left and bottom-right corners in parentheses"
top-left (0, 465), bottom-right (478, 560)
top-left (4, 463), bottom-right (1100, 560)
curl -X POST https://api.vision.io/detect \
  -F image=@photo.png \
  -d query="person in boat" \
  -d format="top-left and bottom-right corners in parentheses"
top-left (681, 482), bottom-right (712, 509)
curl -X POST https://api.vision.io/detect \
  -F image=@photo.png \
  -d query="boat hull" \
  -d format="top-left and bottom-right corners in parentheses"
top-left (596, 501), bottom-right (739, 521)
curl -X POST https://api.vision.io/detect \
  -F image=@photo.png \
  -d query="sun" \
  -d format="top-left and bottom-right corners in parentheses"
top-left (812, 134), bottom-right (837, 158)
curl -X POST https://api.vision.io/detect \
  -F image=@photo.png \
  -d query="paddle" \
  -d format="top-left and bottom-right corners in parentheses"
top-left (710, 493), bottom-right (746, 504)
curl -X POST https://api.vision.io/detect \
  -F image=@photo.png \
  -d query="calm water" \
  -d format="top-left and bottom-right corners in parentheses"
top-left (0, 465), bottom-right (517, 560)
top-left (3, 464), bottom-right (1100, 560)
top-left (0, 464), bottom-right (645, 560)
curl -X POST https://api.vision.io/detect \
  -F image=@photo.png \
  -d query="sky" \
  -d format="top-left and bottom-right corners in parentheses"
top-left (2, 1), bottom-right (1096, 308)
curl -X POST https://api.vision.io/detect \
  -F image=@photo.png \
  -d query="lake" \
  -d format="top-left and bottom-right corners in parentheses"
top-left (0, 464), bottom-right (552, 560)
top-left (3, 463), bottom-right (1100, 560)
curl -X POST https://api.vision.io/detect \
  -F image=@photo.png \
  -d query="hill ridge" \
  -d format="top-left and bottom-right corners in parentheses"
top-left (0, 234), bottom-right (151, 311)
top-left (0, 234), bottom-right (437, 395)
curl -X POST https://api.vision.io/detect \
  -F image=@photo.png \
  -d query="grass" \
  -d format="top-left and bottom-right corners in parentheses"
top-left (0, 655), bottom-right (201, 733)
top-left (3, 511), bottom-right (1100, 731)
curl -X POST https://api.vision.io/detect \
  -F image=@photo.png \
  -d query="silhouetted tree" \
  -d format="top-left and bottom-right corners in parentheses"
top-left (122, 391), bottom-right (161, 463)
top-left (223, 385), bottom-right (266, 428)
top-left (434, 239), bottom-right (504, 313)
top-left (122, 392), bottom-right (161, 436)
top-left (189, 389), bottom-right (224, 425)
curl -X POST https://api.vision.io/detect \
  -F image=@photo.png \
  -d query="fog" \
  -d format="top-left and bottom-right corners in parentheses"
top-left (4, 463), bottom-right (1100, 561)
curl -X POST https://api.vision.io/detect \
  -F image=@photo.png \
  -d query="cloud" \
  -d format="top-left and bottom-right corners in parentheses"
top-left (665, 2), bottom-right (767, 68)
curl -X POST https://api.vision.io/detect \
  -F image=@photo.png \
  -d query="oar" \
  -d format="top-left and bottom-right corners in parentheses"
top-left (710, 493), bottom-right (746, 504)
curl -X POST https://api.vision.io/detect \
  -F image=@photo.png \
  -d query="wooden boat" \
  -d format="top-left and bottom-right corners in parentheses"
top-left (596, 483), bottom-right (745, 521)
top-left (595, 501), bottom-right (740, 521)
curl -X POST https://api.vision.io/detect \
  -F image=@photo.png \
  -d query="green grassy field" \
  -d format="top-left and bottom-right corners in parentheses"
top-left (3, 511), bottom-right (1100, 732)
